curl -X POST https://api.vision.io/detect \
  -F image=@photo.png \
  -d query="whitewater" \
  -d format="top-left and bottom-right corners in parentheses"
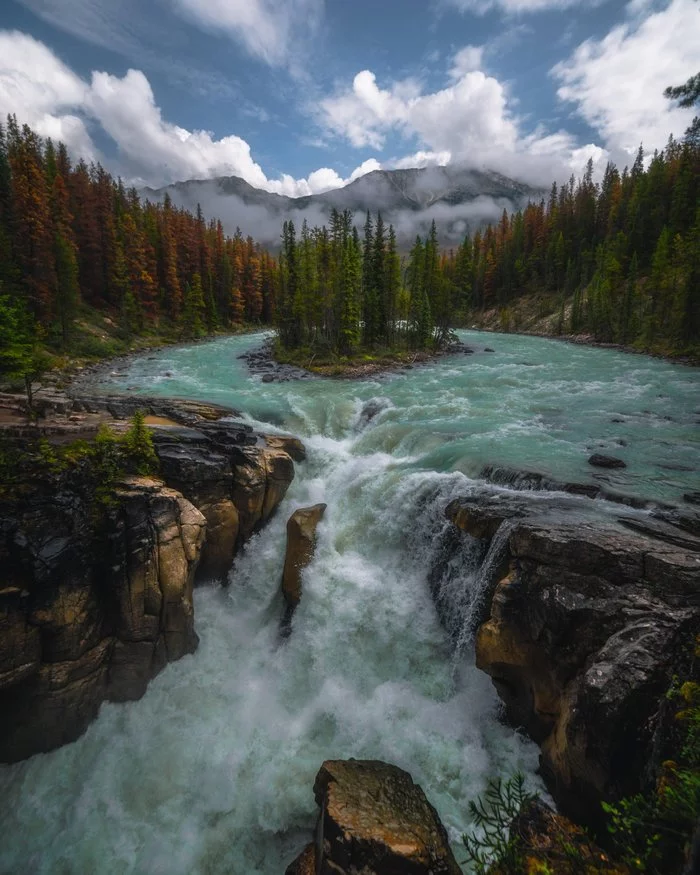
top-left (1, 330), bottom-right (698, 874)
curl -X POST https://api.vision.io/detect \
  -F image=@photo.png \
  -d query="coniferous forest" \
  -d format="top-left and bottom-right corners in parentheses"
top-left (0, 113), bottom-right (699, 385)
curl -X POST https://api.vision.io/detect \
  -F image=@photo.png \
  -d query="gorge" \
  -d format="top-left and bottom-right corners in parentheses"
top-left (0, 329), bottom-right (698, 873)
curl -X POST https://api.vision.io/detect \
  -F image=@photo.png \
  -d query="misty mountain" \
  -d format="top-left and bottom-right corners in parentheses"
top-left (141, 165), bottom-right (542, 247)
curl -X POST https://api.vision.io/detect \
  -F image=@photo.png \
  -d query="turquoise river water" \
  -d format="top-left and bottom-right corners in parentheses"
top-left (0, 330), bottom-right (698, 874)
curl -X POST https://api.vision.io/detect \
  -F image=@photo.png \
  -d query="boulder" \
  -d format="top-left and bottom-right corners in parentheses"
top-left (231, 446), bottom-right (296, 541)
top-left (281, 504), bottom-right (327, 609)
top-left (588, 453), bottom-right (627, 469)
top-left (287, 759), bottom-right (461, 875)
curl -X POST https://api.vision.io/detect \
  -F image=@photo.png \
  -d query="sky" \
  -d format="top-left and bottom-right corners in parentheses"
top-left (0, 0), bottom-right (698, 197)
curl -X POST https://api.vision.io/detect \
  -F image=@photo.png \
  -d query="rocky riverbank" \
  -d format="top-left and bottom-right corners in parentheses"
top-left (442, 481), bottom-right (700, 829)
top-left (0, 389), bottom-right (302, 762)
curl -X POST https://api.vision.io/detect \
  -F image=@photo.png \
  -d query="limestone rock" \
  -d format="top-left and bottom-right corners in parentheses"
top-left (281, 504), bottom-right (327, 608)
top-left (290, 759), bottom-right (461, 875)
top-left (231, 446), bottom-right (296, 541)
top-left (471, 517), bottom-right (700, 824)
top-left (264, 434), bottom-right (307, 462)
top-left (0, 473), bottom-right (206, 762)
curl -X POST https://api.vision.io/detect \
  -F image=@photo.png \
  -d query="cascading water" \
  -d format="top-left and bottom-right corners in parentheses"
top-left (1, 329), bottom-right (698, 874)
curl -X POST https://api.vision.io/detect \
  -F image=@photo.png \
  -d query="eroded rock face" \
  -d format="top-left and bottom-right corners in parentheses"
top-left (450, 499), bottom-right (700, 824)
top-left (281, 503), bottom-right (327, 608)
top-left (287, 759), bottom-right (461, 875)
top-left (0, 475), bottom-right (205, 762)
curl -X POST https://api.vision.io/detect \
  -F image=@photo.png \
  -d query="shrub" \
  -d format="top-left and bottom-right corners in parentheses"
top-left (121, 410), bottom-right (159, 475)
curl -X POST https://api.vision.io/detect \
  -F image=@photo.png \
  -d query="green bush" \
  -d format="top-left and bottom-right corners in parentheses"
top-left (121, 410), bottom-right (159, 475)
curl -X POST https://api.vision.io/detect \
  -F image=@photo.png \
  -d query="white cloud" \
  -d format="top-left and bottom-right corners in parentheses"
top-left (170, 0), bottom-right (324, 71)
top-left (320, 68), bottom-right (519, 158)
top-left (443, 0), bottom-right (601, 14)
top-left (552, 0), bottom-right (700, 158)
top-left (0, 30), bottom-right (377, 198)
top-left (0, 31), bottom-right (97, 159)
top-left (449, 45), bottom-right (485, 79)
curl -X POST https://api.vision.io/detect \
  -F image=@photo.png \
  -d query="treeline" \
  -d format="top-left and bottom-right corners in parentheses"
top-left (276, 212), bottom-right (447, 353)
top-left (0, 115), bottom-right (277, 352)
top-left (445, 137), bottom-right (700, 352)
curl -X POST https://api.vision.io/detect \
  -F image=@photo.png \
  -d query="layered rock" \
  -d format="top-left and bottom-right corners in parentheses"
top-left (0, 392), bottom-right (303, 760)
top-left (447, 496), bottom-right (700, 824)
top-left (286, 759), bottom-right (461, 875)
top-left (281, 504), bottom-right (327, 608)
top-left (0, 475), bottom-right (205, 762)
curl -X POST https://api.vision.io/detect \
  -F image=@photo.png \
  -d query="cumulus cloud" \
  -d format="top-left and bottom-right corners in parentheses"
top-left (170, 0), bottom-right (324, 72)
top-left (318, 63), bottom-right (600, 186)
top-left (552, 0), bottom-right (700, 158)
top-left (320, 67), bottom-right (519, 157)
top-left (0, 30), bottom-right (374, 197)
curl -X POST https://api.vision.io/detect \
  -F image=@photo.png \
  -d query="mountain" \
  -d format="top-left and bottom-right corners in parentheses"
top-left (141, 165), bottom-right (542, 246)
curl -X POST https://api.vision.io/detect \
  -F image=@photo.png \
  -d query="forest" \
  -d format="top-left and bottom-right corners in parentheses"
top-left (278, 135), bottom-right (700, 358)
top-left (0, 112), bottom-right (699, 387)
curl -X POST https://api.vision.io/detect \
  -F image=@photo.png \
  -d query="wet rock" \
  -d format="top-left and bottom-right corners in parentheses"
top-left (685, 492), bottom-right (700, 506)
top-left (588, 453), bottom-right (627, 469)
top-left (484, 347), bottom-right (495, 352)
top-left (231, 446), bottom-right (296, 542)
top-left (0, 476), bottom-right (206, 762)
top-left (264, 434), bottom-right (307, 462)
top-left (285, 844), bottom-right (316, 875)
top-left (262, 373), bottom-right (274, 383)
top-left (471, 516), bottom-right (700, 826)
top-left (281, 504), bottom-right (327, 610)
top-left (290, 759), bottom-right (462, 875)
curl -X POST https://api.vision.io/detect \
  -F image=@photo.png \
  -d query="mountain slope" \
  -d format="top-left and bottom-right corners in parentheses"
top-left (141, 165), bottom-right (542, 245)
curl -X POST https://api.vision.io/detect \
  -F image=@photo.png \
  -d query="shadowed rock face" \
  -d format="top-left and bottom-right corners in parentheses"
top-left (0, 393), bottom-right (303, 761)
top-left (447, 497), bottom-right (700, 825)
top-left (286, 759), bottom-right (461, 875)
top-left (0, 477), bottom-right (205, 763)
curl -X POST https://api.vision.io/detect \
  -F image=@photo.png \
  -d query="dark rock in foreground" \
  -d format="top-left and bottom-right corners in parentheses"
top-left (286, 759), bottom-right (461, 875)
top-left (447, 494), bottom-right (700, 826)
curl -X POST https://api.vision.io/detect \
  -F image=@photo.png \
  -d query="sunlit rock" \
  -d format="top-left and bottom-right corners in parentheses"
top-left (286, 759), bottom-right (461, 875)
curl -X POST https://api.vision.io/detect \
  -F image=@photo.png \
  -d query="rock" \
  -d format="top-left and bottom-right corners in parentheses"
top-left (588, 453), bottom-right (627, 469)
top-left (285, 844), bottom-right (316, 875)
top-left (281, 504), bottom-right (327, 610)
top-left (264, 434), bottom-right (307, 462)
top-left (262, 373), bottom-right (274, 383)
top-left (290, 759), bottom-right (461, 875)
top-left (196, 499), bottom-right (239, 582)
top-left (472, 518), bottom-right (700, 825)
top-left (490, 798), bottom-right (626, 874)
top-left (231, 446), bottom-right (296, 541)
top-left (0, 474), bottom-right (206, 762)
top-left (685, 492), bottom-right (700, 506)
top-left (484, 347), bottom-right (495, 352)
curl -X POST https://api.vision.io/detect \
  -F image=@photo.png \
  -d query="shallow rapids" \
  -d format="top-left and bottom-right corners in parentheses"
top-left (1, 330), bottom-right (698, 874)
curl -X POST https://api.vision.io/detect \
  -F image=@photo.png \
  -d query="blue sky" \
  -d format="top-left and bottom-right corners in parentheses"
top-left (0, 0), bottom-right (698, 194)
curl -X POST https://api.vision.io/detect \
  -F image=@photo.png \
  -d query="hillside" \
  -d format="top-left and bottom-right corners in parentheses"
top-left (141, 165), bottom-right (542, 246)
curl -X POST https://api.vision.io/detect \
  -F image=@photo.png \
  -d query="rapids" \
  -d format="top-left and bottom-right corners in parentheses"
top-left (1, 330), bottom-right (698, 874)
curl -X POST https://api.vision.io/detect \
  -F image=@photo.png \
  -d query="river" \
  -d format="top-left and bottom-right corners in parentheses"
top-left (1, 330), bottom-right (698, 874)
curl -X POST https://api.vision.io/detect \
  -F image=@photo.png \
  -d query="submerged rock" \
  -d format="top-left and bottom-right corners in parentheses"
top-left (287, 759), bottom-right (461, 875)
top-left (588, 453), bottom-right (627, 469)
